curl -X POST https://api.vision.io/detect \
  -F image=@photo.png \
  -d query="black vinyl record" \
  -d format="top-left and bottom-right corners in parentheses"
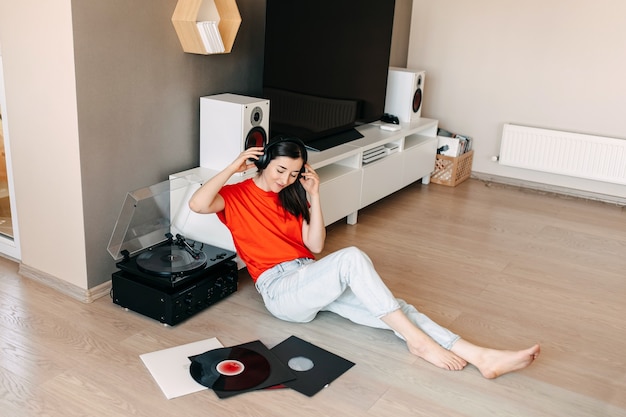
top-left (189, 346), bottom-right (270, 391)
top-left (136, 246), bottom-right (207, 277)
top-left (189, 340), bottom-right (297, 399)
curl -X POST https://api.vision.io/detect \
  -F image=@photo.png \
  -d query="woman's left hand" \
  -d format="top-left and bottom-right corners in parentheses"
top-left (299, 163), bottom-right (320, 196)
top-left (300, 163), bottom-right (326, 252)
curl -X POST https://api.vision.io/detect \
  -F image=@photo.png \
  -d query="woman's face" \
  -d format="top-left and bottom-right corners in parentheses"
top-left (259, 156), bottom-right (304, 193)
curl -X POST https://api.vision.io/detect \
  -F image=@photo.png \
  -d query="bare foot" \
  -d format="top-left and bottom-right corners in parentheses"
top-left (471, 344), bottom-right (541, 379)
top-left (407, 337), bottom-right (468, 371)
top-left (381, 308), bottom-right (467, 371)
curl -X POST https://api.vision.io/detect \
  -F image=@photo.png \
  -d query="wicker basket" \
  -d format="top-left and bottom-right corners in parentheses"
top-left (430, 150), bottom-right (474, 186)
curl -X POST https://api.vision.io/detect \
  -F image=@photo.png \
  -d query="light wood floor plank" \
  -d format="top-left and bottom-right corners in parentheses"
top-left (1, 179), bottom-right (625, 416)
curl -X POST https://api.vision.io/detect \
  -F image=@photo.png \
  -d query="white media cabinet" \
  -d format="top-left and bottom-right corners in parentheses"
top-left (308, 117), bottom-right (438, 225)
top-left (170, 118), bottom-right (438, 255)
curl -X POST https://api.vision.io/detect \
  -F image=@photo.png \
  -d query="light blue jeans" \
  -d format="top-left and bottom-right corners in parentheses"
top-left (255, 246), bottom-right (460, 349)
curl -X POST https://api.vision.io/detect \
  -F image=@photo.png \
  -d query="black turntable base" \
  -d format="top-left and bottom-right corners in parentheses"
top-left (112, 260), bottom-right (237, 326)
top-left (111, 234), bottom-right (238, 326)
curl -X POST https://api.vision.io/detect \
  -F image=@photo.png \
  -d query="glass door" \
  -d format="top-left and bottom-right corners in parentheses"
top-left (0, 55), bottom-right (21, 259)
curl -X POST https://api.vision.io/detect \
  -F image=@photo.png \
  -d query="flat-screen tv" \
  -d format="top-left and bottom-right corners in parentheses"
top-left (263, 0), bottom-right (396, 151)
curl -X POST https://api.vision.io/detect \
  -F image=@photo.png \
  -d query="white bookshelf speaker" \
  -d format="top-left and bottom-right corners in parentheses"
top-left (384, 68), bottom-right (426, 123)
top-left (200, 93), bottom-right (270, 174)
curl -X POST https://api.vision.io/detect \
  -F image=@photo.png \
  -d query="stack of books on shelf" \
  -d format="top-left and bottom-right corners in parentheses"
top-left (196, 21), bottom-right (225, 53)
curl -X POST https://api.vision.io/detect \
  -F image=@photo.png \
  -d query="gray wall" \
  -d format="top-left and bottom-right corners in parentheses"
top-left (74, 0), bottom-right (412, 289)
top-left (72, 0), bottom-right (267, 287)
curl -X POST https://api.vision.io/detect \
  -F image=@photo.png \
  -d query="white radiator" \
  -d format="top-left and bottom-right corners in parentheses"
top-left (499, 124), bottom-right (626, 185)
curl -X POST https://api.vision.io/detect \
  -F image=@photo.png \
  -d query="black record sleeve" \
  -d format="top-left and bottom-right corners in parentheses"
top-left (270, 336), bottom-right (355, 397)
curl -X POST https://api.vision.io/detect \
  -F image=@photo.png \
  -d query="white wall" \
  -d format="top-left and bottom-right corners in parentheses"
top-left (0, 0), bottom-right (88, 287)
top-left (407, 0), bottom-right (626, 202)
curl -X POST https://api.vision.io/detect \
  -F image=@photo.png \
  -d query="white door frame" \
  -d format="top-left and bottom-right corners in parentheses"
top-left (0, 54), bottom-right (22, 260)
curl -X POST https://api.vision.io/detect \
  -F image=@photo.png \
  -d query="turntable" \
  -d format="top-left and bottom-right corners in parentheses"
top-left (108, 178), bottom-right (238, 326)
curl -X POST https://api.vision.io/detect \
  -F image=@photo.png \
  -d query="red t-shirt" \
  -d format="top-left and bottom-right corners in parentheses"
top-left (216, 179), bottom-right (315, 281)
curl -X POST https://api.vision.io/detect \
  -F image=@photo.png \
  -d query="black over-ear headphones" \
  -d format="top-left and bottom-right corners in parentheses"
top-left (254, 136), bottom-right (308, 170)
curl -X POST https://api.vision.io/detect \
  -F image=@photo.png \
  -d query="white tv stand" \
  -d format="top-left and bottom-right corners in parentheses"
top-left (170, 118), bottom-right (438, 253)
top-left (310, 117), bottom-right (438, 225)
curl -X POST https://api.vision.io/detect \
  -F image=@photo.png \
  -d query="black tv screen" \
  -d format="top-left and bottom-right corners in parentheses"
top-left (263, 0), bottom-right (396, 151)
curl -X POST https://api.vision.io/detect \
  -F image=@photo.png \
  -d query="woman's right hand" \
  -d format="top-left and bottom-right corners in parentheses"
top-left (230, 147), bottom-right (265, 173)
top-left (189, 146), bottom-right (265, 214)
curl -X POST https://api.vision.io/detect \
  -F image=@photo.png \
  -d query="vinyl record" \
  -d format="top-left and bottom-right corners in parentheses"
top-left (136, 246), bottom-right (207, 277)
top-left (189, 346), bottom-right (271, 392)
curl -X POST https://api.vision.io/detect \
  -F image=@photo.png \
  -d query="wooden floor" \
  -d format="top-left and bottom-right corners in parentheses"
top-left (1, 179), bottom-right (625, 417)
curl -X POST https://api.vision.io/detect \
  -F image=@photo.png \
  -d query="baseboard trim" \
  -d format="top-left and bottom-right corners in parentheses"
top-left (18, 263), bottom-right (112, 303)
top-left (471, 173), bottom-right (626, 207)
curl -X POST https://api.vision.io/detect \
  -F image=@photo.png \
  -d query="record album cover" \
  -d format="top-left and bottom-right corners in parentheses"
top-left (140, 337), bottom-right (224, 399)
top-left (270, 336), bottom-right (355, 397)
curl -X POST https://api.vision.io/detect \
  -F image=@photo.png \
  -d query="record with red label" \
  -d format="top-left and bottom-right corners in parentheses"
top-left (189, 340), bottom-right (296, 399)
top-left (189, 346), bottom-right (270, 391)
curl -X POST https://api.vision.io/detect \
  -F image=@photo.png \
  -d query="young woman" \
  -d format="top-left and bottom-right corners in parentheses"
top-left (189, 137), bottom-right (540, 378)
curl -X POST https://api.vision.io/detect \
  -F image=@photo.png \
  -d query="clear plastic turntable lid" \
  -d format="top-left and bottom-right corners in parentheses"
top-left (107, 177), bottom-right (199, 261)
